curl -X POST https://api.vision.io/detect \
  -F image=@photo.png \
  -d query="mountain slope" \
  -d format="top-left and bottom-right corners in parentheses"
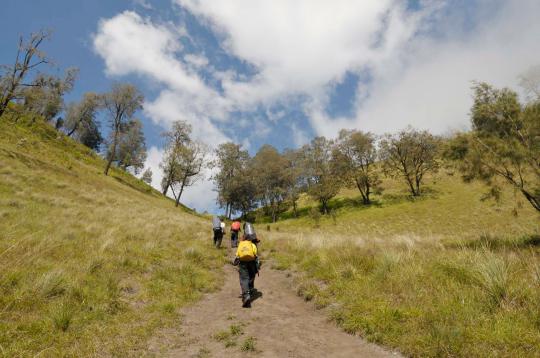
top-left (260, 169), bottom-right (539, 357)
top-left (0, 118), bottom-right (224, 356)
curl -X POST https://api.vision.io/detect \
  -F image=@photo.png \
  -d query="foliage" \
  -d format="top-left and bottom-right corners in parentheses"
top-left (113, 118), bottom-right (147, 174)
top-left (160, 120), bottom-right (207, 206)
top-left (0, 30), bottom-right (51, 118)
top-left (141, 167), bottom-right (153, 185)
top-left (102, 83), bottom-right (144, 175)
top-left (211, 142), bottom-right (251, 218)
top-left (445, 82), bottom-right (540, 212)
top-left (380, 127), bottom-right (439, 196)
top-left (302, 136), bottom-right (341, 213)
top-left (251, 145), bottom-right (291, 222)
top-left (334, 129), bottom-right (381, 204)
top-left (64, 92), bottom-right (102, 150)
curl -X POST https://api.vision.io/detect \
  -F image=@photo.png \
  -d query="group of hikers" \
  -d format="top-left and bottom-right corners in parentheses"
top-left (212, 216), bottom-right (261, 308)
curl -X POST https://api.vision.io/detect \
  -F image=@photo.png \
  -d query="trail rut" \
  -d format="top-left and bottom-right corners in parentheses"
top-left (149, 258), bottom-right (400, 357)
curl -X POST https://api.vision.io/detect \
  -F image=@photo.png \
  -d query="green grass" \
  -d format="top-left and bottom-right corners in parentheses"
top-left (260, 168), bottom-right (539, 357)
top-left (0, 117), bottom-right (226, 356)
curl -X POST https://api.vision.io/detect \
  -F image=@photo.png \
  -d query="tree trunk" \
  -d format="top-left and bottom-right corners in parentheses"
top-left (175, 175), bottom-right (188, 207)
top-left (321, 200), bottom-right (328, 215)
top-left (522, 189), bottom-right (540, 212)
top-left (104, 126), bottom-right (120, 176)
top-left (292, 200), bottom-right (298, 217)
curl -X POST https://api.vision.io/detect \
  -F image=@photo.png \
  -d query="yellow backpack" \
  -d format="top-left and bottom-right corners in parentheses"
top-left (238, 240), bottom-right (256, 261)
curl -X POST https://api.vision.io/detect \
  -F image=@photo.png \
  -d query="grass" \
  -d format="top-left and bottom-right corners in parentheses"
top-left (260, 169), bottom-right (539, 357)
top-left (0, 117), bottom-right (226, 356)
top-left (240, 336), bottom-right (257, 352)
top-left (213, 323), bottom-right (245, 348)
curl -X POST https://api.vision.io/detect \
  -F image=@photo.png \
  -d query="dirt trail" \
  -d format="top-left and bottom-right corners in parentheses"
top-left (149, 257), bottom-right (400, 358)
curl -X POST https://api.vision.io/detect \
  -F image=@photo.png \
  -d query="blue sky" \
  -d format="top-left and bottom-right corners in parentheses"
top-left (1, 0), bottom-right (539, 213)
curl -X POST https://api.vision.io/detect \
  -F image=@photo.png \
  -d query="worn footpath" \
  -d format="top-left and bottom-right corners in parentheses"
top-left (148, 252), bottom-right (400, 358)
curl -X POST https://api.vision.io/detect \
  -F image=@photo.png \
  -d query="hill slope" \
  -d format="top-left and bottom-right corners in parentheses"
top-left (0, 118), bottom-right (224, 356)
top-left (260, 170), bottom-right (539, 357)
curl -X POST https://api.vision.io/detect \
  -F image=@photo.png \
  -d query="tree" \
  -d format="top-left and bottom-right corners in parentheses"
top-left (212, 142), bottom-right (250, 218)
top-left (169, 140), bottom-right (207, 207)
top-left (22, 68), bottom-right (78, 122)
top-left (102, 83), bottom-right (144, 175)
top-left (160, 120), bottom-right (192, 196)
top-left (251, 145), bottom-right (290, 222)
top-left (283, 148), bottom-right (306, 217)
top-left (445, 82), bottom-right (540, 212)
top-left (112, 118), bottom-right (147, 174)
top-left (380, 127), bottom-right (439, 196)
top-left (141, 168), bottom-right (153, 185)
top-left (334, 129), bottom-right (381, 204)
top-left (65, 92), bottom-right (101, 136)
top-left (64, 92), bottom-right (102, 150)
top-left (303, 137), bottom-right (341, 214)
top-left (0, 30), bottom-right (51, 118)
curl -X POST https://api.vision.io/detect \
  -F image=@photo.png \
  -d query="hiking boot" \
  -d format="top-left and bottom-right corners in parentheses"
top-left (242, 295), bottom-right (251, 308)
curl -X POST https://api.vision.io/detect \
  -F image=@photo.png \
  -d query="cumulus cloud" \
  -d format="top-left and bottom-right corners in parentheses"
top-left (94, 1), bottom-right (540, 211)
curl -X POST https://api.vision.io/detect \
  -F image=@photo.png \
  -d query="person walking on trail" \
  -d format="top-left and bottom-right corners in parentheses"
top-left (212, 216), bottom-right (224, 248)
top-left (234, 222), bottom-right (260, 308)
top-left (230, 220), bottom-right (241, 248)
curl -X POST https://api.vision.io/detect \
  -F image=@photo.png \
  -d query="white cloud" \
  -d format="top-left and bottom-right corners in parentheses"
top-left (95, 1), bottom-right (540, 212)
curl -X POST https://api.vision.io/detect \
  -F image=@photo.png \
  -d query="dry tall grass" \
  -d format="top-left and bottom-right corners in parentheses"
top-left (0, 118), bottom-right (225, 356)
top-left (262, 170), bottom-right (539, 357)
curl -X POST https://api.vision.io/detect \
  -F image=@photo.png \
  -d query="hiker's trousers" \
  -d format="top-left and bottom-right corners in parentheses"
top-left (238, 261), bottom-right (257, 299)
top-left (213, 228), bottom-right (223, 248)
top-left (231, 230), bottom-right (239, 248)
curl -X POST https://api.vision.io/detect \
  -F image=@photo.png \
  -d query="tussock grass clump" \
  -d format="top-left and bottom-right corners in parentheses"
top-left (240, 336), bottom-right (257, 352)
top-left (270, 235), bottom-right (540, 356)
top-left (0, 119), bottom-right (223, 356)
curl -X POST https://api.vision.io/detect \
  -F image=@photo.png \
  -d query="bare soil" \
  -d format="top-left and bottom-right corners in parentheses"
top-left (148, 256), bottom-right (401, 358)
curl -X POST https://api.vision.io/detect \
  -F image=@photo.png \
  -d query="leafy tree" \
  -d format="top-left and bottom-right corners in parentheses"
top-left (334, 129), bottom-right (381, 204)
top-left (159, 120), bottom-right (208, 206)
top-left (169, 140), bottom-right (207, 207)
top-left (102, 83), bottom-right (144, 175)
top-left (303, 137), bottom-right (341, 214)
top-left (22, 68), bottom-right (78, 122)
top-left (160, 120), bottom-right (192, 196)
top-left (0, 30), bottom-right (51, 118)
top-left (141, 168), bottom-right (153, 185)
top-left (380, 127), bottom-right (439, 196)
top-left (212, 142), bottom-right (250, 218)
top-left (112, 118), bottom-right (147, 174)
top-left (445, 82), bottom-right (540, 212)
top-left (283, 148), bottom-right (306, 217)
top-left (251, 145), bottom-right (290, 222)
top-left (64, 92), bottom-right (102, 150)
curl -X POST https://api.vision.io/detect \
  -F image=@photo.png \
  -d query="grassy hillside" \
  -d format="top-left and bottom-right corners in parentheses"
top-left (0, 118), bottom-right (225, 357)
top-left (261, 172), bottom-right (539, 357)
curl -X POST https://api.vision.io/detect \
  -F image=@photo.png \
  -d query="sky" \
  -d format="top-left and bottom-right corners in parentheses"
top-left (1, 0), bottom-right (540, 213)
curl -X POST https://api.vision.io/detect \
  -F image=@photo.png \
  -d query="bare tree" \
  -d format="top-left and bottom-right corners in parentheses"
top-left (102, 83), bottom-right (144, 175)
top-left (0, 30), bottom-right (51, 118)
top-left (380, 127), bottom-right (439, 196)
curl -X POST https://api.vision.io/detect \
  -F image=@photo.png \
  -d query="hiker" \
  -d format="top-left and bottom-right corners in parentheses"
top-left (212, 216), bottom-right (224, 248)
top-left (234, 222), bottom-right (260, 307)
top-left (230, 220), bottom-right (241, 248)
